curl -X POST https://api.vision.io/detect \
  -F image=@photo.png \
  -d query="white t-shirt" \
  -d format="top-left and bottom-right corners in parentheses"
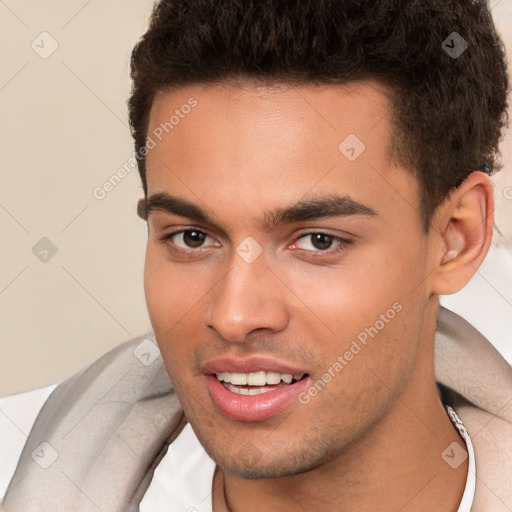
top-left (0, 385), bottom-right (475, 511)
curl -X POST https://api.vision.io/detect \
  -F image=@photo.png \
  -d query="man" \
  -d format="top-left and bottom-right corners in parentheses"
top-left (2, 0), bottom-right (512, 510)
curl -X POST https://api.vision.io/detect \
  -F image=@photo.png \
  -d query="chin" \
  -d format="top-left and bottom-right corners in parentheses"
top-left (221, 463), bottom-right (317, 480)
top-left (209, 440), bottom-right (336, 480)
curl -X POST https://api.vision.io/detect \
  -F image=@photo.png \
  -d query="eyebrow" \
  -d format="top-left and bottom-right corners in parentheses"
top-left (138, 192), bottom-right (378, 229)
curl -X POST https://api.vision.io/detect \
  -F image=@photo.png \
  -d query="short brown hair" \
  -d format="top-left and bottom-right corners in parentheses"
top-left (128, 0), bottom-right (509, 231)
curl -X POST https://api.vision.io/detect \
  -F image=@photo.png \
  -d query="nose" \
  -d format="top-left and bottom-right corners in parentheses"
top-left (202, 254), bottom-right (289, 342)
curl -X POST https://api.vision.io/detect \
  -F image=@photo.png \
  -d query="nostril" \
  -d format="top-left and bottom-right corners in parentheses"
top-left (249, 327), bottom-right (266, 335)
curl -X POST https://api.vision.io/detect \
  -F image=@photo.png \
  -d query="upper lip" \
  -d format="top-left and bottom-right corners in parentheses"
top-left (201, 356), bottom-right (308, 376)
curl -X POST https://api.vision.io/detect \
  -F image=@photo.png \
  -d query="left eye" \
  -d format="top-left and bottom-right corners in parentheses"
top-left (294, 233), bottom-right (344, 251)
top-left (164, 230), bottom-right (215, 249)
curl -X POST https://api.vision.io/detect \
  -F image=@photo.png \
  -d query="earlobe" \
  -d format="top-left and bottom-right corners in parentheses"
top-left (430, 172), bottom-right (494, 296)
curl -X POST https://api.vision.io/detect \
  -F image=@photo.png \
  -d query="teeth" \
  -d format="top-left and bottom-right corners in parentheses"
top-left (216, 371), bottom-right (305, 386)
top-left (265, 371), bottom-right (281, 385)
top-left (225, 383), bottom-right (275, 395)
top-left (281, 374), bottom-right (293, 384)
top-left (229, 373), bottom-right (247, 385)
top-left (247, 371), bottom-right (266, 386)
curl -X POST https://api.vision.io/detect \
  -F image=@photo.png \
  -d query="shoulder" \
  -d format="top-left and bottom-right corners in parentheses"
top-left (0, 335), bottom-right (184, 511)
top-left (0, 384), bottom-right (57, 500)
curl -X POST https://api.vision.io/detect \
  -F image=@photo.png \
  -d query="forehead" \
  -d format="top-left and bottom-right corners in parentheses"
top-left (145, 80), bottom-right (421, 231)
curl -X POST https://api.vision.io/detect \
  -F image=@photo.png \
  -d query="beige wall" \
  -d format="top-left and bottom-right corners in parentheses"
top-left (0, 1), bottom-right (155, 396)
top-left (1, 1), bottom-right (512, 397)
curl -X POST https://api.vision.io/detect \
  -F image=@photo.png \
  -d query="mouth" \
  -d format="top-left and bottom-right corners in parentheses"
top-left (215, 370), bottom-right (308, 395)
top-left (203, 362), bottom-right (311, 422)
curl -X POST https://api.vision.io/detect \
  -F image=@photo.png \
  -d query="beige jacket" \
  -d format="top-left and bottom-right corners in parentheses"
top-left (1, 306), bottom-right (511, 511)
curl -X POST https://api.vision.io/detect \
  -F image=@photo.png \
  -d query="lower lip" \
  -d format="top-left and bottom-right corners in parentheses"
top-left (205, 375), bottom-right (310, 422)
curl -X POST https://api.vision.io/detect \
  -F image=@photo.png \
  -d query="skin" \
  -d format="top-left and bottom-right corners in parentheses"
top-left (141, 80), bottom-right (494, 511)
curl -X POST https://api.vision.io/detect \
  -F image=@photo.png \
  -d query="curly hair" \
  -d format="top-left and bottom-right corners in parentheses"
top-left (128, 0), bottom-right (509, 232)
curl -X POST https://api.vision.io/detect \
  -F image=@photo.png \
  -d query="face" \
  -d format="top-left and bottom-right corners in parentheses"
top-left (143, 80), bottom-right (436, 478)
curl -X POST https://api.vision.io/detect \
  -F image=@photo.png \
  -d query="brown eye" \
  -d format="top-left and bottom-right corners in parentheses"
top-left (311, 233), bottom-right (335, 250)
top-left (181, 230), bottom-right (207, 248)
top-left (296, 233), bottom-right (339, 251)
top-left (158, 229), bottom-right (213, 250)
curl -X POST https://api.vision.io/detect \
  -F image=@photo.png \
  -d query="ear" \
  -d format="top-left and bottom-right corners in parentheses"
top-left (430, 171), bottom-right (494, 296)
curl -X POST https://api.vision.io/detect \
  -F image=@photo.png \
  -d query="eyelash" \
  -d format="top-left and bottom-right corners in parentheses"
top-left (156, 229), bottom-right (353, 259)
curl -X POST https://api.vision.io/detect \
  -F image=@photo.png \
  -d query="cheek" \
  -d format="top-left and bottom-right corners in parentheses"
top-left (143, 245), bottom-right (171, 327)
top-left (275, 249), bottom-right (407, 340)
top-left (143, 244), bottom-right (204, 329)
top-left (143, 244), bottom-right (215, 377)
top-left (282, 240), bottom-right (427, 378)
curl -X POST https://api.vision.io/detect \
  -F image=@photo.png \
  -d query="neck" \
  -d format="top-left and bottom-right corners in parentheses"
top-left (213, 308), bottom-right (468, 512)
